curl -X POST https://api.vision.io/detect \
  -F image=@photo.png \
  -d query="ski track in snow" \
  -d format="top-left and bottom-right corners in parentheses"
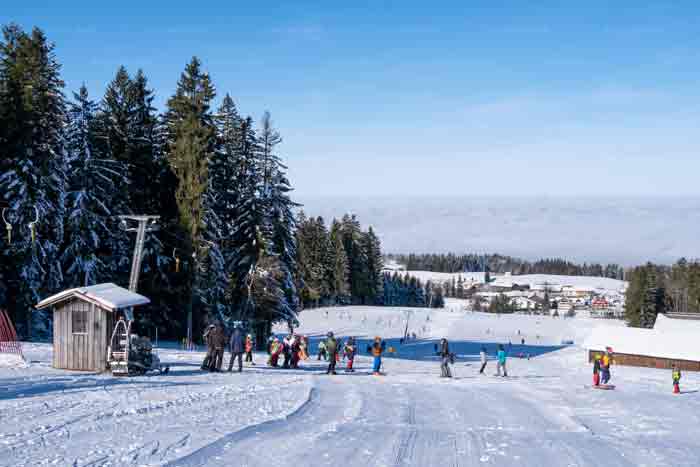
top-left (3, 307), bottom-right (700, 466)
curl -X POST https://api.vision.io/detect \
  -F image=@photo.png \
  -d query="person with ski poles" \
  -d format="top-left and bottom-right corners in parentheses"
top-left (436, 338), bottom-right (452, 378)
top-left (228, 324), bottom-right (244, 372)
top-left (244, 334), bottom-right (255, 365)
top-left (290, 334), bottom-right (302, 369)
top-left (368, 336), bottom-right (386, 375)
top-left (496, 344), bottom-right (508, 377)
top-left (344, 337), bottom-right (356, 372)
top-left (479, 346), bottom-right (488, 375)
top-left (672, 364), bottom-right (682, 394)
top-left (325, 332), bottom-right (338, 375)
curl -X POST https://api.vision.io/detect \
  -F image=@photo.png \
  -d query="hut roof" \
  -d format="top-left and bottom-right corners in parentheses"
top-left (36, 283), bottom-right (150, 311)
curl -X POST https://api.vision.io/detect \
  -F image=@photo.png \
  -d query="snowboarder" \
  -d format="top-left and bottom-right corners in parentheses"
top-left (201, 324), bottom-right (216, 370)
top-left (601, 347), bottom-right (613, 384)
top-left (479, 346), bottom-right (488, 374)
top-left (244, 334), bottom-right (255, 365)
top-left (496, 344), bottom-right (508, 377)
top-left (368, 336), bottom-right (386, 375)
top-left (344, 337), bottom-right (356, 372)
top-left (228, 325), bottom-right (245, 372)
top-left (317, 340), bottom-right (328, 361)
top-left (592, 354), bottom-right (601, 387)
top-left (325, 332), bottom-right (338, 375)
top-left (209, 322), bottom-right (226, 372)
top-left (672, 364), bottom-right (682, 394)
top-left (436, 338), bottom-right (452, 378)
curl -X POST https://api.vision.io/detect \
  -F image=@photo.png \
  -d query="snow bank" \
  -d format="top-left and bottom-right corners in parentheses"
top-left (0, 353), bottom-right (26, 368)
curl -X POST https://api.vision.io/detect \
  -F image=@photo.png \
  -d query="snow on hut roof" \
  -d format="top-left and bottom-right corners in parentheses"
top-left (36, 283), bottom-right (150, 311)
top-left (584, 318), bottom-right (700, 362)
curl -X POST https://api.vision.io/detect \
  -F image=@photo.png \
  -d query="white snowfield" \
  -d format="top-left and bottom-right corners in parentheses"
top-left (2, 306), bottom-right (699, 466)
top-left (403, 270), bottom-right (627, 293)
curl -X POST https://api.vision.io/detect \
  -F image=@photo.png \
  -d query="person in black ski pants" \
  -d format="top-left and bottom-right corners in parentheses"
top-left (325, 332), bottom-right (338, 375)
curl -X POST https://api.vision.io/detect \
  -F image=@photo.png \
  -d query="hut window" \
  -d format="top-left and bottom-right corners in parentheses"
top-left (72, 308), bottom-right (88, 334)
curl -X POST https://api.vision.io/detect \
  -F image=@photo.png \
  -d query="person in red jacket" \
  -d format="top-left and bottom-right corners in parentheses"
top-left (244, 334), bottom-right (255, 365)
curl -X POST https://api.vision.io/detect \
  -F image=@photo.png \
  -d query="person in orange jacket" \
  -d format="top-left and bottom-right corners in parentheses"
top-left (367, 336), bottom-right (386, 375)
top-left (244, 334), bottom-right (255, 365)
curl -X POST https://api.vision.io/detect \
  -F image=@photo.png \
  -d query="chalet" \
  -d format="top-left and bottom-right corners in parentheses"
top-left (584, 314), bottom-right (700, 371)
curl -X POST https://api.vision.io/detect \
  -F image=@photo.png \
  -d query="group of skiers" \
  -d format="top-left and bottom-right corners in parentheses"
top-left (319, 332), bottom-right (385, 375)
top-left (201, 322), bottom-right (255, 372)
top-left (434, 341), bottom-right (510, 379)
top-left (267, 333), bottom-right (309, 369)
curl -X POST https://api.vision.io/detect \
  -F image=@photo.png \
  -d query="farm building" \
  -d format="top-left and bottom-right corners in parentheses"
top-left (36, 283), bottom-right (150, 371)
top-left (584, 314), bottom-right (700, 371)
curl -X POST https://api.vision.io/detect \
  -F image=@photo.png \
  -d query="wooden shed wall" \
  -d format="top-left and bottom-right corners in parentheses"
top-left (52, 298), bottom-right (113, 371)
top-left (588, 350), bottom-right (700, 372)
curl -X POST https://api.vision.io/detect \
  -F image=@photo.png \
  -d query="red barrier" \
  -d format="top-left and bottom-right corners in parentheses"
top-left (0, 309), bottom-right (24, 359)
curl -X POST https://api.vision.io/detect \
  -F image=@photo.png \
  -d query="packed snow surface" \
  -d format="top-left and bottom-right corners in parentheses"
top-left (2, 307), bottom-right (699, 466)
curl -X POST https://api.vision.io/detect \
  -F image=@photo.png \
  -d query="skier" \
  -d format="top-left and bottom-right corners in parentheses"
top-left (344, 337), bottom-right (356, 372)
top-left (436, 338), bottom-right (452, 378)
top-left (209, 322), bottom-right (226, 372)
top-left (496, 344), bottom-right (508, 377)
top-left (672, 364), bottom-right (682, 394)
top-left (228, 324), bottom-right (244, 372)
top-left (282, 334), bottom-right (292, 369)
top-left (269, 337), bottom-right (282, 367)
top-left (368, 336), bottom-right (386, 375)
top-left (479, 346), bottom-right (488, 374)
top-left (601, 347), bottom-right (613, 384)
top-left (317, 339), bottom-right (328, 361)
top-left (244, 334), bottom-right (255, 365)
top-left (290, 335), bottom-right (301, 369)
top-left (325, 332), bottom-right (338, 375)
top-left (201, 323), bottom-right (216, 370)
top-left (592, 354), bottom-right (601, 386)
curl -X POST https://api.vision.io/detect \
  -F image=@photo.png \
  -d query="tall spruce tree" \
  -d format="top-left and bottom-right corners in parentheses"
top-left (164, 57), bottom-right (218, 337)
top-left (0, 25), bottom-right (67, 338)
top-left (62, 85), bottom-right (127, 287)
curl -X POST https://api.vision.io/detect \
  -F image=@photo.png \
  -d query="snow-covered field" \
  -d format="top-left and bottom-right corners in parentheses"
top-left (2, 307), bottom-right (699, 466)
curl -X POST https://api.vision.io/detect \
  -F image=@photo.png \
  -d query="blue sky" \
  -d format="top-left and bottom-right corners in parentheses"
top-left (4, 1), bottom-right (700, 196)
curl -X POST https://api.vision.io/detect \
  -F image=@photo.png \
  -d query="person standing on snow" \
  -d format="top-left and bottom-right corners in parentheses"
top-left (368, 336), bottom-right (386, 375)
top-left (672, 364), bottom-right (682, 394)
top-left (228, 325), bottom-right (245, 372)
top-left (325, 332), bottom-right (338, 375)
top-left (436, 338), bottom-right (452, 378)
top-left (201, 324), bottom-right (216, 370)
top-left (479, 346), bottom-right (488, 374)
top-left (317, 339), bottom-right (328, 361)
top-left (269, 337), bottom-right (282, 367)
top-left (496, 344), bottom-right (508, 377)
top-left (282, 334), bottom-right (293, 369)
top-left (244, 334), bottom-right (255, 365)
top-left (601, 347), bottom-right (613, 384)
top-left (291, 335), bottom-right (302, 369)
top-left (344, 337), bottom-right (356, 372)
top-left (209, 322), bottom-right (227, 372)
top-left (592, 354), bottom-right (601, 386)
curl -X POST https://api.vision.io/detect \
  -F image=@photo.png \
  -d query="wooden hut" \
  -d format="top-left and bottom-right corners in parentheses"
top-left (36, 283), bottom-right (150, 371)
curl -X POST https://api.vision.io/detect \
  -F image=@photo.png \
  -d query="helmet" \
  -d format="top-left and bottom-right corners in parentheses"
top-left (327, 331), bottom-right (334, 337)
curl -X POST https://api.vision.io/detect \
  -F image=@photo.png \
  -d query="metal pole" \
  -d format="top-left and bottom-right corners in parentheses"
top-left (119, 215), bottom-right (159, 293)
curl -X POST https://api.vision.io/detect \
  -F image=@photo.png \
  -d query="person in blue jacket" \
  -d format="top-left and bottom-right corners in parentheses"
top-left (496, 344), bottom-right (508, 377)
top-left (367, 337), bottom-right (386, 375)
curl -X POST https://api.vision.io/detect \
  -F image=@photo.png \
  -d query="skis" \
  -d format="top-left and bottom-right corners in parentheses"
top-left (587, 384), bottom-right (616, 390)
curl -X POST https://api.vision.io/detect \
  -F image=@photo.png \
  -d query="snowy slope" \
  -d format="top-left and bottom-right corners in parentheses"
top-left (2, 307), bottom-right (699, 466)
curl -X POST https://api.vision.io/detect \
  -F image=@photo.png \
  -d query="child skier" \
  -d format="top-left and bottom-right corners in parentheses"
top-left (244, 334), bottom-right (255, 365)
top-left (368, 336), bottom-right (386, 375)
top-left (344, 337), bottom-right (356, 372)
top-left (269, 337), bottom-right (282, 367)
top-left (437, 338), bottom-right (452, 378)
top-left (672, 364), bottom-right (682, 394)
top-left (496, 344), bottom-right (508, 377)
top-left (593, 354), bottom-right (601, 386)
top-left (317, 340), bottom-right (328, 361)
top-left (479, 346), bottom-right (488, 374)
top-left (601, 347), bottom-right (613, 384)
